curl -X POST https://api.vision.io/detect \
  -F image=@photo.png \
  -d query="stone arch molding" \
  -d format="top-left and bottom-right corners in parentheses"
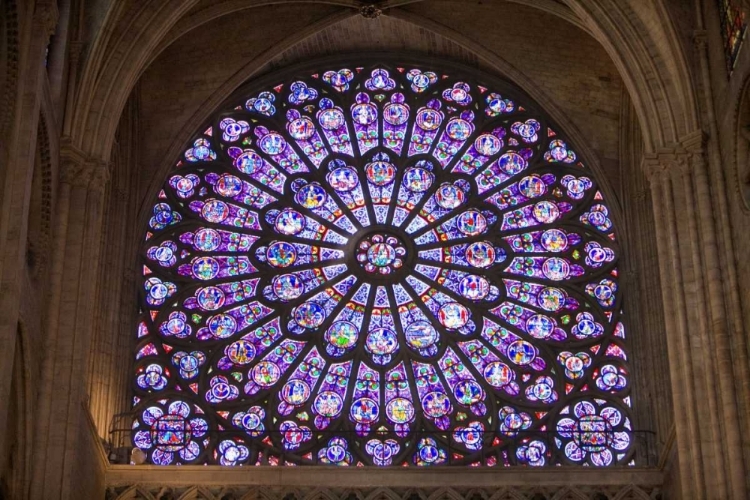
top-left (69, 0), bottom-right (698, 166)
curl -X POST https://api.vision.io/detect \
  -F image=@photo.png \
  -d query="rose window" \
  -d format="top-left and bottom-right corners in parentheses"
top-left (133, 62), bottom-right (633, 467)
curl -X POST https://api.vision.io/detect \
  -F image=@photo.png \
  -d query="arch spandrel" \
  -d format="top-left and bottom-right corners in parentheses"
top-left (133, 61), bottom-right (633, 467)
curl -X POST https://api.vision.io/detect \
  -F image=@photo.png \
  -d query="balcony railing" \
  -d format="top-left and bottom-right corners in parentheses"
top-left (107, 420), bottom-right (658, 467)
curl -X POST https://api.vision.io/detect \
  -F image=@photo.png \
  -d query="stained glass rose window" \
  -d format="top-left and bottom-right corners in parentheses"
top-left (133, 63), bottom-right (632, 467)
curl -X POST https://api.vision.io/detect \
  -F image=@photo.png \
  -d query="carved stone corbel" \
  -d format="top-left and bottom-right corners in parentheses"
top-left (642, 145), bottom-right (699, 185)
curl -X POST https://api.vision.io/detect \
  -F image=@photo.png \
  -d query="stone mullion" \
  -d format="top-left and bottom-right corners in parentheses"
top-left (618, 100), bottom-right (661, 463)
top-left (646, 140), bottom-right (750, 498)
top-left (48, 183), bottom-right (88, 494)
top-left (109, 177), bottom-right (137, 434)
top-left (660, 169), bottom-right (710, 494)
top-left (646, 164), bottom-right (705, 498)
top-left (638, 188), bottom-right (672, 447)
top-left (620, 98), bottom-right (673, 458)
top-left (112, 108), bottom-right (141, 436)
top-left (672, 160), bottom-right (728, 498)
top-left (116, 267), bottom-right (136, 422)
top-left (30, 153), bottom-right (109, 499)
top-left (34, 172), bottom-right (89, 498)
top-left (626, 190), bottom-right (663, 459)
top-left (687, 147), bottom-right (748, 499)
top-left (112, 95), bottom-right (143, 438)
top-left (111, 215), bottom-right (138, 437)
top-left (88, 94), bottom-right (141, 440)
top-left (618, 192), bottom-right (653, 464)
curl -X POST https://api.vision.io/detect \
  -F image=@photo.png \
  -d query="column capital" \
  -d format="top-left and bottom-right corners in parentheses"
top-left (88, 160), bottom-right (111, 193)
top-left (60, 141), bottom-right (111, 192)
top-left (679, 130), bottom-right (707, 155)
top-left (641, 131), bottom-right (708, 183)
top-left (641, 152), bottom-right (689, 184)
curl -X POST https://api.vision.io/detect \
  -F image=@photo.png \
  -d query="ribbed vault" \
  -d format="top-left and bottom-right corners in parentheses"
top-left (68, 0), bottom-right (699, 164)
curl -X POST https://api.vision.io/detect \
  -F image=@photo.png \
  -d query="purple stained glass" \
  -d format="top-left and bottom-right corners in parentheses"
top-left (134, 62), bottom-right (631, 468)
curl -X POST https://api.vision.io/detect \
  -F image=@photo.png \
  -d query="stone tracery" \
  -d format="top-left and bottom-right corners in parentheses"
top-left (133, 62), bottom-right (632, 467)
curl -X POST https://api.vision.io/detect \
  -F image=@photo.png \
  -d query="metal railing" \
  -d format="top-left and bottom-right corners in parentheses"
top-left (108, 419), bottom-right (658, 467)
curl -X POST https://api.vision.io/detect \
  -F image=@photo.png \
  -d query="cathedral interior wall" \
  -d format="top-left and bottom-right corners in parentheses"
top-left (1, 0), bottom-right (748, 498)
top-left (93, 1), bottom-right (678, 494)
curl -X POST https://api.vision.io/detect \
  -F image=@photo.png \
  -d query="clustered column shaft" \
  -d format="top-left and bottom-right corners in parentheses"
top-left (643, 135), bottom-right (748, 499)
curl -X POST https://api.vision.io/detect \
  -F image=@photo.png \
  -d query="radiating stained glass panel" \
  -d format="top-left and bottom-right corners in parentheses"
top-left (133, 62), bottom-right (632, 467)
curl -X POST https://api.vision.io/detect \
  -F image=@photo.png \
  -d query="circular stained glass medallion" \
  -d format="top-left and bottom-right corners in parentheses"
top-left (356, 233), bottom-right (407, 275)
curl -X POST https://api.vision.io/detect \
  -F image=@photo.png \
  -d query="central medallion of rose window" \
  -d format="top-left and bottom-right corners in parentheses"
top-left (357, 234), bottom-right (406, 274)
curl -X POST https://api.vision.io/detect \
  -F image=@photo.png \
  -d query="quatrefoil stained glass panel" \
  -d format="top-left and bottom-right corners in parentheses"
top-left (133, 63), bottom-right (632, 467)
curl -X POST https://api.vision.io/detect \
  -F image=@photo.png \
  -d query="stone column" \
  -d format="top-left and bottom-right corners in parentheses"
top-left (86, 94), bottom-right (140, 442)
top-left (87, 183), bottom-right (135, 437)
top-left (0, 0), bottom-right (58, 466)
top-left (643, 156), bottom-right (706, 499)
top-left (30, 145), bottom-right (109, 499)
top-left (693, 27), bottom-right (750, 493)
top-left (643, 134), bottom-right (748, 499)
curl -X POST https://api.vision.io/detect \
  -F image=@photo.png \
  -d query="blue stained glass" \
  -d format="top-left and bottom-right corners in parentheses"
top-left (135, 62), bottom-right (630, 468)
top-left (327, 165), bottom-right (359, 192)
top-left (405, 321), bottom-right (439, 351)
top-left (274, 209), bottom-right (305, 235)
top-left (278, 347), bottom-right (325, 413)
top-left (232, 149), bottom-right (288, 192)
top-left (286, 109), bottom-right (328, 167)
top-left (351, 93), bottom-right (379, 154)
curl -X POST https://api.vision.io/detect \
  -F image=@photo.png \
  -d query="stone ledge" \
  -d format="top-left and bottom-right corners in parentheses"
top-left (105, 483), bottom-right (662, 500)
top-left (106, 465), bottom-right (663, 488)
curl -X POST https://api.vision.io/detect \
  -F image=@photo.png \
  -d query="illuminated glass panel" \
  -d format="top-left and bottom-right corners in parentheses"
top-left (718, 0), bottom-right (747, 72)
top-left (133, 63), bottom-right (633, 467)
